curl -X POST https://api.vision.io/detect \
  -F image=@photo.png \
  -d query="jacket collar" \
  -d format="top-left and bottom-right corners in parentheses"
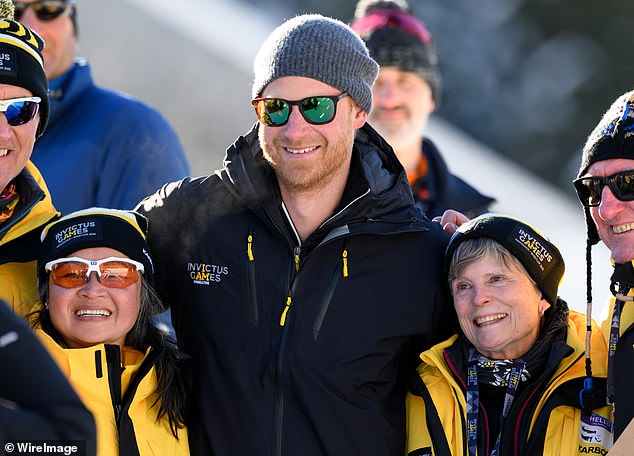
top-left (218, 122), bottom-right (427, 243)
top-left (47, 59), bottom-right (93, 129)
top-left (0, 162), bottom-right (56, 243)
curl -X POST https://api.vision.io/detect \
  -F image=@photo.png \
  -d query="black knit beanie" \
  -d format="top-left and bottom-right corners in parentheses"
top-left (38, 208), bottom-right (155, 288)
top-left (351, 0), bottom-right (442, 104)
top-left (0, 0), bottom-right (48, 136)
top-left (574, 90), bottom-right (634, 404)
top-left (445, 214), bottom-right (565, 306)
top-left (576, 90), bottom-right (634, 245)
top-left (252, 14), bottom-right (378, 114)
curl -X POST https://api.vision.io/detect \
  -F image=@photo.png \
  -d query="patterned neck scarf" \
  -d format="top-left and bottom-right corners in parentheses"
top-left (466, 349), bottom-right (530, 456)
top-left (0, 180), bottom-right (19, 223)
top-left (475, 356), bottom-right (531, 387)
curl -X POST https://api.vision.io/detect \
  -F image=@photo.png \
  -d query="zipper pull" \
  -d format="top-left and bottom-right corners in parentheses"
top-left (342, 248), bottom-right (349, 278)
top-left (280, 296), bottom-right (292, 326)
top-left (294, 246), bottom-right (300, 272)
top-left (247, 233), bottom-right (254, 261)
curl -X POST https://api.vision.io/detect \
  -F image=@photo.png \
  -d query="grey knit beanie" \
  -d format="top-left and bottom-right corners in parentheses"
top-left (252, 14), bottom-right (379, 114)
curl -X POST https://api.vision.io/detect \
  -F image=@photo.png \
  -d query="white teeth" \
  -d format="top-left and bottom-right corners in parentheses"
top-left (286, 146), bottom-right (317, 154)
top-left (0, 149), bottom-right (8, 157)
top-left (75, 309), bottom-right (111, 317)
top-left (475, 313), bottom-right (507, 326)
top-left (613, 223), bottom-right (634, 234)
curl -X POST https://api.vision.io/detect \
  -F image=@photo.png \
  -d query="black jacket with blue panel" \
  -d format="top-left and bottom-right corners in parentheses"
top-left (137, 123), bottom-right (455, 455)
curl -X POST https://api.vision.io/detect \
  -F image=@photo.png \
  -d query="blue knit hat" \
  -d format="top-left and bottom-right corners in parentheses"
top-left (252, 14), bottom-right (379, 113)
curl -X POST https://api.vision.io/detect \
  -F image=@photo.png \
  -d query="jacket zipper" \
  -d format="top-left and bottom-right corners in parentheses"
top-left (509, 350), bottom-right (583, 455)
top-left (104, 345), bottom-right (123, 426)
top-left (312, 246), bottom-right (348, 340)
top-left (274, 243), bottom-right (301, 456)
top-left (247, 231), bottom-right (258, 327)
top-left (317, 188), bottom-right (370, 230)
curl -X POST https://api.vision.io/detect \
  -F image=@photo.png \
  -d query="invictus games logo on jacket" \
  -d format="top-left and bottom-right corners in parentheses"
top-left (187, 261), bottom-right (229, 285)
top-left (54, 221), bottom-right (100, 250)
top-left (509, 225), bottom-right (554, 276)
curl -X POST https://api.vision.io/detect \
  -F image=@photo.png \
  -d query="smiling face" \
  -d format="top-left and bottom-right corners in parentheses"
top-left (369, 67), bottom-right (435, 152)
top-left (47, 247), bottom-right (142, 349)
top-left (586, 158), bottom-right (634, 263)
top-left (0, 84), bottom-right (39, 192)
top-left (450, 247), bottom-right (549, 359)
top-left (258, 76), bottom-right (367, 195)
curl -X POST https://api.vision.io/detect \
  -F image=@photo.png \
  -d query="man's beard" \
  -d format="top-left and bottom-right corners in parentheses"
top-left (260, 127), bottom-right (354, 193)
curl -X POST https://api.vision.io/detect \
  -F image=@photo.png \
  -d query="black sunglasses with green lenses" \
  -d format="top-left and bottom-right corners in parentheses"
top-left (252, 93), bottom-right (348, 127)
top-left (574, 169), bottom-right (634, 207)
top-left (14, 0), bottom-right (75, 22)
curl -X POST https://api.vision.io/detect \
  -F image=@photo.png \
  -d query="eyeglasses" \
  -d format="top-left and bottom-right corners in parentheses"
top-left (45, 257), bottom-right (144, 289)
top-left (0, 97), bottom-right (40, 126)
top-left (574, 170), bottom-right (634, 207)
top-left (251, 93), bottom-right (348, 127)
top-left (351, 8), bottom-right (433, 47)
top-left (13, 1), bottom-right (75, 22)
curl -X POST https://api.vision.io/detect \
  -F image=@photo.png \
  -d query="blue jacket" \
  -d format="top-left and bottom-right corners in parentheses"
top-left (31, 59), bottom-right (190, 214)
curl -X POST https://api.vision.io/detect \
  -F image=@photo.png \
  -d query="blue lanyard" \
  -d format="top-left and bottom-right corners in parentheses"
top-left (466, 349), bottom-right (526, 456)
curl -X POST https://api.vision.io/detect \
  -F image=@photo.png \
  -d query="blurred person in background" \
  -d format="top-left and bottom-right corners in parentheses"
top-left (15, 0), bottom-right (190, 215)
top-left (0, 298), bottom-right (95, 449)
top-left (0, 0), bottom-right (59, 315)
top-left (406, 214), bottom-right (613, 455)
top-left (137, 14), bottom-right (454, 455)
top-left (32, 208), bottom-right (190, 455)
top-left (574, 89), bottom-right (634, 440)
top-left (351, 0), bottom-right (494, 218)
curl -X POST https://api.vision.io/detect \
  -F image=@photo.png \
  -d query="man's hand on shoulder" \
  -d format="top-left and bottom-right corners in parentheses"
top-left (432, 209), bottom-right (470, 235)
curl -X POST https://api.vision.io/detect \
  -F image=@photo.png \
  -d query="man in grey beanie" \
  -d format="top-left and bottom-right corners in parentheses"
top-left (136, 13), bottom-right (454, 455)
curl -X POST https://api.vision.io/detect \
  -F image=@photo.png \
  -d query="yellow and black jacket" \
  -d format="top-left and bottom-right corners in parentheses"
top-left (37, 331), bottom-right (189, 456)
top-left (406, 302), bottom-right (613, 456)
top-left (0, 161), bottom-right (58, 316)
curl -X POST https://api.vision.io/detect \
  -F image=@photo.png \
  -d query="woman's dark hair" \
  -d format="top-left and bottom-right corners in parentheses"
top-left (32, 277), bottom-right (190, 438)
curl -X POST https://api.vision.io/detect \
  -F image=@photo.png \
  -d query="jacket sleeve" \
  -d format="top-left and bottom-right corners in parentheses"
top-left (0, 301), bottom-right (96, 450)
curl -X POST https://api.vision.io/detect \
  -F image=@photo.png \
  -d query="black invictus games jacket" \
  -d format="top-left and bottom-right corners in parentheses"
top-left (137, 123), bottom-right (455, 455)
top-left (0, 300), bottom-right (96, 452)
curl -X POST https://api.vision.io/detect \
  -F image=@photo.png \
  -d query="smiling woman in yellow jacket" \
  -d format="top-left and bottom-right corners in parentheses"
top-left (406, 215), bottom-right (613, 456)
top-left (31, 208), bottom-right (190, 455)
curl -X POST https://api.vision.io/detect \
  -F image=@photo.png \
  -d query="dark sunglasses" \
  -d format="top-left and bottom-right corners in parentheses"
top-left (0, 97), bottom-right (40, 126)
top-left (351, 7), bottom-right (432, 46)
top-left (574, 169), bottom-right (634, 207)
top-left (13, 0), bottom-right (75, 22)
top-left (251, 93), bottom-right (348, 127)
